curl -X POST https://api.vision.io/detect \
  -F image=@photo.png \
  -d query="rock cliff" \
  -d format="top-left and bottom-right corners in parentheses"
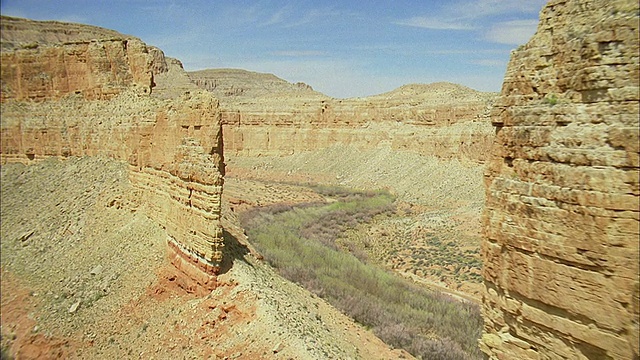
top-left (0, 16), bottom-right (225, 289)
top-left (481, 0), bottom-right (639, 359)
top-left (0, 16), bottom-right (158, 101)
top-left (0, 15), bottom-right (124, 50)
top-left (189, 70), bottom-right (497, 163)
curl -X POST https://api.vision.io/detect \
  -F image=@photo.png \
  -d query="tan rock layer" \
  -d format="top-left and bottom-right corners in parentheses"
top-left (481, 0), bottom-right (639, 359)
top-left (0, 91), bottom-right (225, 278)
top-left (1, 37), bottom-right (153, 101)
top-left (218, 93), bottom-right (495, 162)
top-left (1, 15), bottom-right (125, 50)
top-left (186, 69), bottom-right (498, 162)
top-left (1, 20), bottom-right (225, 284)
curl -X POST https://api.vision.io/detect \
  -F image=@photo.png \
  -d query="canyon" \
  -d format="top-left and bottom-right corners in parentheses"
top-left (185, 61), bottom-right (498, 309)
top-left (1, 0), bottom-right (639, 358)
top-left (0, 16), bottom-right (414, 359)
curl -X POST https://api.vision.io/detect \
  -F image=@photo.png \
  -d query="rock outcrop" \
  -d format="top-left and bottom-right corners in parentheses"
top-left (190, 68), bottom-right (317, 99)
top-left (0, 16), bottom-right (225, 289)
top-left (0, 15), bottom-right (124, 50)
top-left (189, 71), bottom-right (497, 163)
top-left (481, 0), bottom-right (639, 359)
top-left (1, 16), bottom-right (155, 101)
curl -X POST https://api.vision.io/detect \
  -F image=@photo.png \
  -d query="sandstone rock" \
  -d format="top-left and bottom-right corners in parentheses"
top-left (481, 1), bottom-right (639, 359)
top-left (0, 16), bottom-right (124, 51)
top-left (69, 301), bottom-right (81, 314)
top-left (1, 16), bottom-right (155, 102)
top-left (90, 265), bottom-right (103, 276)
top-left (189, 70), bottom-right (497, 163)
top-left (17, 230), bottom-right (34, 242)
top-left (1, 17), bottom-right (225, 287)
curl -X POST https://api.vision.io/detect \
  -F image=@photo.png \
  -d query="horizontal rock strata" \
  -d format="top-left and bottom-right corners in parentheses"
top-left (188, 70), bottom-right (497, 163)
top-left (481, 0), bottom-right (639, 359)
top-left (0, 16), bottom-right (225, 288)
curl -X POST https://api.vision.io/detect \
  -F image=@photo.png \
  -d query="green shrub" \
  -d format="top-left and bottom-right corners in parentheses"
top-left (544, 93), bottom-right (558, 106)
top-left (1, 346), bottom-right (13, 360)
top-left (240, 188), bottom-right (483, 360)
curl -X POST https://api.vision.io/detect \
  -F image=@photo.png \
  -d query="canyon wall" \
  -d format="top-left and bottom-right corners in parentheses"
top-left (221, 94), bottom-right (494, 162)
top-left (0, 16), bottom-right (225, 289)
top-left (481, 0), bottom-right (639, 359)
top-left (0, 16), bottom-right (157, 101)
top-left (189, 70), bottom-right (497, 163)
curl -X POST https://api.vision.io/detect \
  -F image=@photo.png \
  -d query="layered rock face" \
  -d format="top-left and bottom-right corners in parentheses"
top-left (1, 15), bottom-right (124, 49)
top-left (1, 16), bottom-right (157, 101)
top-left (0, 16), bottom-right (225, 289)
top-left (481, 0), bottom-right (639, 359)
top-left (188, 70), bottom-right (497, 163)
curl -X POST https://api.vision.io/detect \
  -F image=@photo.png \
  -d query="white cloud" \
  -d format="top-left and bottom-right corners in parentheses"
top-left (484, 19), bottom-right (539, 45)
top-left (394, 0), bottom-right (546, 46)
top-left (394, 16), bottom-right (475, 30)
top-left (215, 3), bottom-right (353, 29)
top-left (218, 3), bottom-right (261, 26)
top-left (284, 7), bottom-right (348, 28)
top-left (354, 45), bottom-right (508, 57)
top-left (261, 5), bottom-right (293, 26)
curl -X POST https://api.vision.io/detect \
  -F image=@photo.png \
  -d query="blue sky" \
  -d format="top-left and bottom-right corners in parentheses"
top-left (1, 1), bottom-right (548, 98)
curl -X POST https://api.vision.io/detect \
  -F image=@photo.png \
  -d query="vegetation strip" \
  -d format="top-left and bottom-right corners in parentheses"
top-left (240, 187), bottom-right (483, 360)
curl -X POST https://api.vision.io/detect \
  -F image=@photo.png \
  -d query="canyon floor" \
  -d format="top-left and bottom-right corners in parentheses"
top-left (1, 144), bottom-right (485, 359)
top-left (226, 145), bottom-right (486, 300)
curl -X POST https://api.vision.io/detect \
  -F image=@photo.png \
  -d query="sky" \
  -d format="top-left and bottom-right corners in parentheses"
top-left (1, 0), bottom-right (548, 98)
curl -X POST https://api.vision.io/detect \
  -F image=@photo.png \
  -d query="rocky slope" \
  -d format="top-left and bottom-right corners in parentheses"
top-left (189, 68), bottom-right (319, 100)
top-left (480, 0), bottom-right (639, 359)
top-left (225, 146), bottom-right (487, 300)
top-left (0, 157), bottom-right (409, 360)
top-left (189, 69), bottom-right (497, 163)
